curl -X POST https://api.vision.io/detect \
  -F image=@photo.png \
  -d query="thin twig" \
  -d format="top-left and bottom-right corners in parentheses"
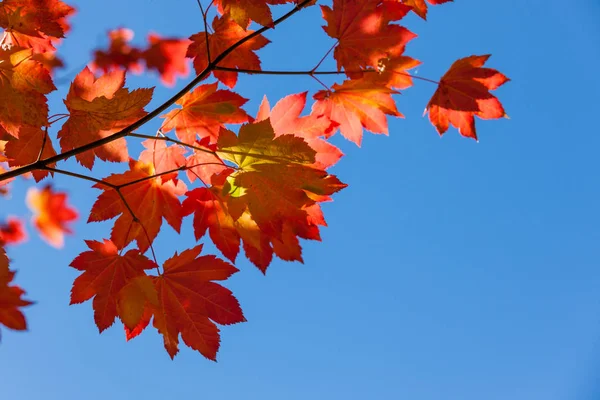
top-left (196, 0), bottom-right (211, 62)
top-left (213, 66), bottom-right (440, 84)
top-left (36, 128), bottom-right (49, 162)
top-left (42, 166), bottom-right (117, 188)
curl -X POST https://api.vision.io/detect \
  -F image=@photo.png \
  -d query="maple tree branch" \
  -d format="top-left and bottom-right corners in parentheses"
top-left (42, 166), bottom-right (116, 188)
top-left (0, 0), bottom-right (314, 185)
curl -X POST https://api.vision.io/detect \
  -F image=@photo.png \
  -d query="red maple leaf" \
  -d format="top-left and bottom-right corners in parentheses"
top-left (88, 160), bottom-right (186, 252)
top-left (187, 15), bottom-right (270, 88)
top-left (142, 33), bottom-right (191, 87)
top-left (214, 0), bottom-right (293, 27)
top-left (401, 0), bottom-right (452, 19)
top-left (0, 217), bottom-right (27, 246)
top-left (321, 0), bottom-right (415, 74)
top-left (425, 54), bottom-right (509, 140)
top-left (89, 28), bottom-right (144, 75)
top-left (0, 0), bottom-right (75, 53)
top-left (138, 139), bottom-right (187, 182)
top-left (128, 245), bottom-right (245, 360)
top-left (160, 82), bottom-right (250, 144)
top-left (26, 184), bottom-right (78, 248)
top-left (256, 92), bottom-right (343, 169)
top-left (312, 77), bottom-right (402, 145)
top-left (5, 125), bottom-right (57, 181)
top-left (0, 245), bottom-right (33, 339)
top-left (0, 48), bottom-right (55, 138)
top-left (58, 67), bottom-right (153, 169)
top-left (31, 51), bottom-right (65, 75)
top-left (69, 239), bottom-right (157, 332)
top-left (184, 137), bottom-right (230, 185)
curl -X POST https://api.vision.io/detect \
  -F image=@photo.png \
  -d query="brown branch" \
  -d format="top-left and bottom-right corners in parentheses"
top-left (0, 0), bottom-right (314, 184)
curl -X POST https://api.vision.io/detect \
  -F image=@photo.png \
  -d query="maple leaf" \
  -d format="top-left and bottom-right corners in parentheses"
top-left (26, 184), bottom-right (77, 248)
top-left (0, 245), bottom-right (33, 339)
top-left (150, 245), bottom-right (245, 359)
top-left (182, 121), bottom-right (346, 272)
top-left (321, 0), bottom-right (415, 74)
top-left (138, 139), bottom-right (187, 182)
top-left (142, 33), bottom-right (191, 87)
top-left (183, 185), bottom-right (241, 263)
top-left (89, 28), bottom-right (144, 75)
top-left (58, 67), bottom-right (154, 169)
top-left (256, 92), bottom-right (342, 169)
top-left (89, 160), bottom-right (186, 253)
top-left (0, 217), bottom-right (27, 245)
top-left (214, 0), bottom-right (292, 28)
top-left (187, 15), bottom-right (270, 88)
top-left (117, 275), bottom-right (158, 332)
top-left (375, 55), bottom-right (421, 90)
top-left (5, 125), bottom-right (57, 181)
top-left (160, 82), bottom-right (250, 144)
top-left (401, 0), bottom-right (452, 20)
top-left (312, 77), bottom-right (402, 145)
top-left (69, 239), bottom-right (157, 332)
top-left (184, 137), bottom-right (230, 185)
top-left (0, 47), bottom-right (55, 138)
top-left (0, 0), bottom-right (75, 53)
top-left (217, 119), bottom-right (316, 168)
top-left (229, 163), bottom-right (346, 236)
top-left (31, 51), bottom-right (64, 75)
top-left (425, 55), bottom-right (509, 140)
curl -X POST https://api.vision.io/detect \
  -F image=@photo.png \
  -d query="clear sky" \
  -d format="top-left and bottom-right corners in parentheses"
top-left (2, 0), bottom-right (600, 399)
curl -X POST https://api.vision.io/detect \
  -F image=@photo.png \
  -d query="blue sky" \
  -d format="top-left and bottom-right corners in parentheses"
top-left (2, 0), bottom-right (600, 399)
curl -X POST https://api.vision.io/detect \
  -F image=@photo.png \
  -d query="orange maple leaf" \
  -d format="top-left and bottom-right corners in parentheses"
top-left (69, 239), bottom-right (157, 332)
top-left (312, 77), bottom-right (402, 146)
top-left (401, 0), bottom-right (452, 20)
top-left (138, 139), bottom-right (187, 182)
top-left (0, 48), bottom-right (55, 138)
top-left (5, 125), bottom-right (57, 181)
top-left (0, 0), bottom-right (75, 52)
top-left (160, 82), bottom-right (250, 144)
top-left (26, 184), bottom-right (78, 248)
top-left (58, 67), bottom-right (154, 169)
top-left (149, 245), bottom-right (245, 360)
top-left (184, 137), bottom-right (230, 185)
top-left (321, 0), bottom-right (415, 73)
top-left (214, 0), bottom-right (293, 28)
top-left (142, 33), bottom-right (191, 87)
top-left (88, 160), bottom-right (186, 252)
top-left (0, 245), bottom-right (33, 339)
top-left (256, 92), bottom-right (343, 169)
top-left (187, 15), bottom-right (269, 88)
top-left (425, 54), bottom-right (509, 140)
top-left (375, 55), bottom-right (421, 90)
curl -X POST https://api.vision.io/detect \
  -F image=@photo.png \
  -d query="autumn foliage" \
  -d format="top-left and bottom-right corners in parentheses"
top-left (0, 0), bottom-right (508, 359)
